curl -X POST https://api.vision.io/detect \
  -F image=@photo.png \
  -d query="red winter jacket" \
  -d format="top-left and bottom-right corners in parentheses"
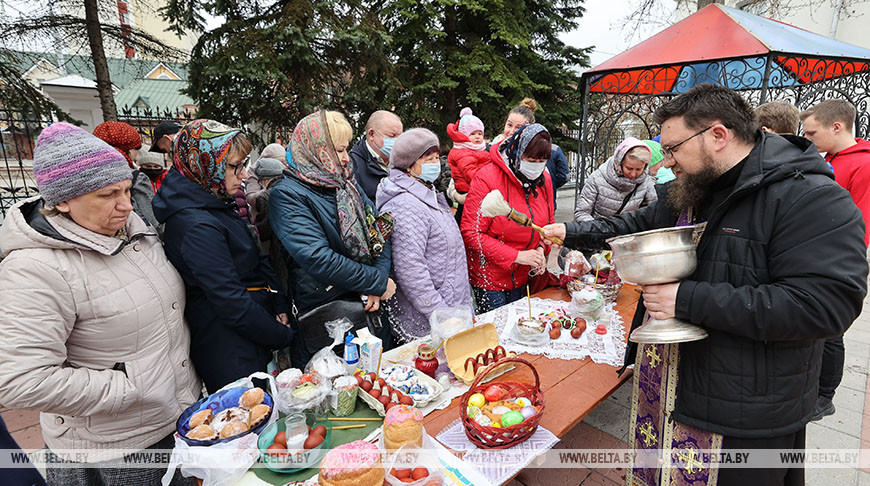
top-left (447, 122), bottom-right (491, 193)
top-left (826, 138), bottom-right (870, 246)
top-left (460, 143), bottom-right (555, 291)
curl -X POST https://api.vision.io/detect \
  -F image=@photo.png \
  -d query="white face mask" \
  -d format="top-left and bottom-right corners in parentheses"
top-left (519, 159), bottom-right (547, 180)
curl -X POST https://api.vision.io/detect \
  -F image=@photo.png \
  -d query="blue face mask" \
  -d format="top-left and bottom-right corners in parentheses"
top-left (418, 162), bottom-right (441, 182)
top-left (380, 137), bottom-right (396, 157)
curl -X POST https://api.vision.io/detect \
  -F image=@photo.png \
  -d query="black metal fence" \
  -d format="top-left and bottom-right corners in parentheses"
top-left (117, 105), bottom-right (196, 147)
top-left (0, 106), bottom-right (196, 222)
top-left (0, 108), bottom-right (53, 220)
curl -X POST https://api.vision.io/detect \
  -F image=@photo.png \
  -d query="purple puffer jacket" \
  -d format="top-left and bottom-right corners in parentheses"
top-left (376, 169), bottom-right (472, 342)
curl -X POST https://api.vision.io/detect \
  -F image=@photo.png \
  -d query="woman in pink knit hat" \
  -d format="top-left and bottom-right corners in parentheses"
top-left (0, 122), bottom-right (199, 485)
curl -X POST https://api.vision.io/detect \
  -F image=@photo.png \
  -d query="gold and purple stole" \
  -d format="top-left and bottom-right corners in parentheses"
top-left (626, 209), bottom-right (723, 486)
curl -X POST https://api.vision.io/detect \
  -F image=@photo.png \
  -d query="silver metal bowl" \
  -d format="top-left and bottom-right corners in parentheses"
top-left (605, 224), bottom-right (705, 285)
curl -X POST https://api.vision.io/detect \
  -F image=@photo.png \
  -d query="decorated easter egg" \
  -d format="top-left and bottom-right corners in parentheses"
top-left (492, 405), bottom-right (512, 415)
top-left (520, 406), bottom-right (537, 419)
top-left (515, 397), bottom-right (532, 408)
top-left (474, 414), bottom-right (492, 426)
top-left (501, 411), bottom-right (524, 427)
top-left (483, 385), bottom-right (504, 402)
top-left (466, 406), bottom-right (481, 419)
top-left (468, 393), bottom-right (486, 408)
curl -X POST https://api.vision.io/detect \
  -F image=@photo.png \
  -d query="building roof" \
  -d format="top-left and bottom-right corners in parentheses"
top-left (114, 78), bottom-right (193, 111)
top-left (8, 51), bottom-right (188, 90)
top-left (586, 4), bottom-right (870, 94)
top-left (39, 74), bottom-right (97, 89)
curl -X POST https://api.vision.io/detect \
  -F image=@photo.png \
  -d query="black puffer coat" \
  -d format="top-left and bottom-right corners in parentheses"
top-left (564, 132), bottom-right (868, 438)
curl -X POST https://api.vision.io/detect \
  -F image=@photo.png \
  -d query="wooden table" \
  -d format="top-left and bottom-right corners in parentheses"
top-left (422, 285), bottom-right (642, 439)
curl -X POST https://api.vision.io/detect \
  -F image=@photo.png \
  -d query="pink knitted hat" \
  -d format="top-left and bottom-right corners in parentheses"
top-left (613, 137), bottom-right (652, 166)
top-left (33, 122), bottom-right (132, 207)
top-left (457, 107), bottom-right (484, 137)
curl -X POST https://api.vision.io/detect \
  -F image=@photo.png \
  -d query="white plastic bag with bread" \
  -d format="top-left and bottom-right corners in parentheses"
top-left (161, 371), bottom-right (277, 486)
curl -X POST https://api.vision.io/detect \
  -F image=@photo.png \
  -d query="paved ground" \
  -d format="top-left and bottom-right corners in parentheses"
top-left (4, 187), bottom-right (869, 485)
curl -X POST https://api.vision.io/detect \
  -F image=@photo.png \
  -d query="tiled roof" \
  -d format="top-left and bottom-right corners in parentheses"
top-left (10, 50), bottom-right (188, 90)
top-left (114, 78), bottom-right (194, 111)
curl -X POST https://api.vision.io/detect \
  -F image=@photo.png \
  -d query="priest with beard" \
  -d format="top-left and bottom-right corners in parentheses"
top-left (544, 84), bottom-right (868, 486)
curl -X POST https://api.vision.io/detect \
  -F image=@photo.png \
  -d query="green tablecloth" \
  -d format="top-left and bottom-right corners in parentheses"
top-left (251, 400), bottom-right (382, 485)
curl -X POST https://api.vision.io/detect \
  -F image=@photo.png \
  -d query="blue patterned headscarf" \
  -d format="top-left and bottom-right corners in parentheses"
top-left (173, 119), bottom-right (241, 200)
top-left (502, 123), bottom-right (550, 195)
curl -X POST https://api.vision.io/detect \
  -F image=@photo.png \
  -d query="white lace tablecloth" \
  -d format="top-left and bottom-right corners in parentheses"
top-left (475, 297), bottom-right (627, 367)
top-left (436, 419), bottom-right (559, 486)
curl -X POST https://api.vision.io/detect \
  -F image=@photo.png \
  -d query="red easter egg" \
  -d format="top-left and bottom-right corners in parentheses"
top-left (273, 431), bottom-right (287, 447)
top-left (303, 433), bottom-right (324, 449)
top-left (483, 385), bottom-right (504, 402)
top-left (412, 467), bottom-right (430, 479)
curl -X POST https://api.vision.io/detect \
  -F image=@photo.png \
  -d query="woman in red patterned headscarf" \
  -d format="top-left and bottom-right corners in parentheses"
top-left (93, 121), bottom-right (142, 169)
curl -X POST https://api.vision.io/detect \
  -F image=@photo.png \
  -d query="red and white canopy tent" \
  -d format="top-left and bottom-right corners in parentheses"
top-left (574, 3), bottom-right (870, 191)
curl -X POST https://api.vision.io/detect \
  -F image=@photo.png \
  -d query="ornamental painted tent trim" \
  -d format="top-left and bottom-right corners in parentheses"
top-left (586, 4), bottom-right (870, 94)
top-left (573, 3), bottom-right (870, 198)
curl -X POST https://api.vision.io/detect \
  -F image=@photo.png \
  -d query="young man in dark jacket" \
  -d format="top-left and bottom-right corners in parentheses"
top-left (350, 110), bottom-right (403, 201)
top-left (545, 84), bottom-right (868, 485)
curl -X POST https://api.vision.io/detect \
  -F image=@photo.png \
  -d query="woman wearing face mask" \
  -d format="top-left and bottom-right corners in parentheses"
top-left (376, 129), bottom-right (472, 342)
top-left (461, 124), bottom-right (555, 313)
top-left (573, 137), bottom-right (657, 222)
top-left (152, 119), bottom-right (294, 393)
top-left (137, 146), bottom-right (169, 192)
top-left (491, 98), bottom-right (569, 209)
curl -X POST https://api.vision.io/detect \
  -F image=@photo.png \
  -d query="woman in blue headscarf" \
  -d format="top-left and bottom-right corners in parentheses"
top-left (153, 119), bottom-right (294, 393)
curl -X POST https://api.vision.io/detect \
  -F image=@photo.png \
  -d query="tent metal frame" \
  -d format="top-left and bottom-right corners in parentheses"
top-left (574, 53), bottom-right (870, 203)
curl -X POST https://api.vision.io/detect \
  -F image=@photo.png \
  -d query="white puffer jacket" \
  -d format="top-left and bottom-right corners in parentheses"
top-left (0, 197), bottom-right (200, 461)
top-left (574, 156), bottom-right (657, 222)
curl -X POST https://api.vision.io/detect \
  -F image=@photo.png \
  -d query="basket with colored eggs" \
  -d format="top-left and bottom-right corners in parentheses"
top-left (459, 357), bottom-right (544, 449)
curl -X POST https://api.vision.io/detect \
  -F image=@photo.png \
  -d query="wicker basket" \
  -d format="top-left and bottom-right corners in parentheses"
top-left (594, 281), bottom-right (623, 303)
top-left (459, 357), bottom-right (545, 449)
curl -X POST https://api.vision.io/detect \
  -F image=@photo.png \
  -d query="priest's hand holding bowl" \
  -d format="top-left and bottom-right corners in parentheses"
top-left (640, 283), bottom-right (679, 320)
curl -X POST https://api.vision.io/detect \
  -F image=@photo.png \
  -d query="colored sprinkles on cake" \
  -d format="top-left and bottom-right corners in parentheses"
top-left (319, 440), bottom-right (381, 478)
